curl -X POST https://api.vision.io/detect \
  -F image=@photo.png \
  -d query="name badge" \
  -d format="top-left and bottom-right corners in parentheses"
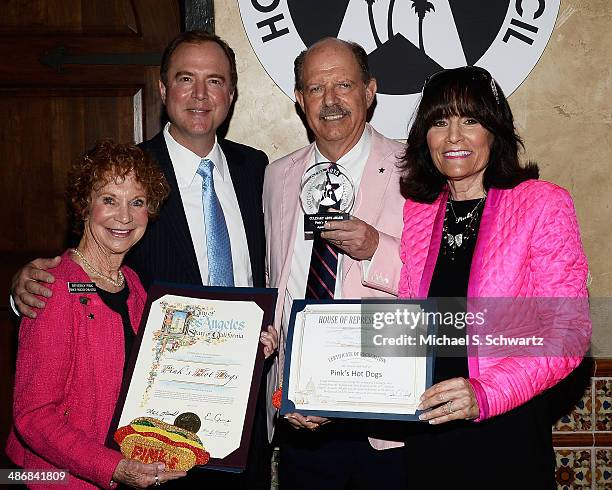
top-left (68, 282), bottom-right (97, 294)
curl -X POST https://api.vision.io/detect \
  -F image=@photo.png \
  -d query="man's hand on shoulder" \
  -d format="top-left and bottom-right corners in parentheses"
top-left (11, 256), bottom-right (61, 319)
top-left (320, 216), bottom-right (380, 260)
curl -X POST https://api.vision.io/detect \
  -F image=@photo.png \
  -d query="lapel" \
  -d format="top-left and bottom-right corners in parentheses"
top-left (147, 132), bottom-right (201, 283)
top-left (280, 145), bottom-right (315, 281)
top-left (467, 187), bottom-right (500, 297)
top-left (221, 139), bottom-right (263, 286)
top-left (343, 127), bottom-right (399, 280)
top-left (123, 270), bottom-right (145, 334)
top-left (416, 188), bottom-right (500, 298)
top-left (417, 192), bottom-right (448, 298)
top-left (464, 188), bottom-right (499, 378)
top-left (412, 188), bottom-right (499, 379)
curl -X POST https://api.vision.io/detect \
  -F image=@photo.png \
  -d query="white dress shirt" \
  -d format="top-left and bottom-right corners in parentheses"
top-left (163, 123), bottom-right (253, 287)
top-left (283, 125), bottom-right (372, 328)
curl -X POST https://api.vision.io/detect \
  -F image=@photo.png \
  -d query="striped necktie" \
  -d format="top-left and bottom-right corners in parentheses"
top-left (305, 162), bottom-right (341, 299)
top-left (305, 235), bottom-right (338, 299)
top-left (196, 158), bottom-right (234, 287)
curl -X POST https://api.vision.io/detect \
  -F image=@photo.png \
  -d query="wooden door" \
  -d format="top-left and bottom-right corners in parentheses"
top-left (0, 0), bottom-right (182, 469)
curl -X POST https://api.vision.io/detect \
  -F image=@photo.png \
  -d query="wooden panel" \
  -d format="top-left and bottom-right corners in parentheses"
top-left (0, 37), bottom-right (150, 87)
top-left (144, 66), bottom-right (164, 140)
top-left (0, 0), bottom-right (181, 471)
top-left (0, 0), bottom-right (137, 34)
top-left (0, 92), bottom-right (138, 253)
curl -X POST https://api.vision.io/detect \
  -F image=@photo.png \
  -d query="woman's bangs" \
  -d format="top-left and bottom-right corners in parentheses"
top-left (423, 80), bottom-right (489, 126)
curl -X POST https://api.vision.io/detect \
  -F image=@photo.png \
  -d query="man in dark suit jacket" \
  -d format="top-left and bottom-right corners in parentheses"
top-left (130, 132), bottom-right (267, 291)
top-left (12, 30), bottom-right (273, 489)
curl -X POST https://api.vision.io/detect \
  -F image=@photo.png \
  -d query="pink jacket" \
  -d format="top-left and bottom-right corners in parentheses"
top-left (399, 180), bottom-right (591, 420)
top-left (263, 125), bottom-right (406, 442)
top-left (6, 252), bottom-right (146, 489)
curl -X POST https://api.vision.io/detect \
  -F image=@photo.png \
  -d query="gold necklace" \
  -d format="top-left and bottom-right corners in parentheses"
top-left (70, 248), bottom-right (125, 288)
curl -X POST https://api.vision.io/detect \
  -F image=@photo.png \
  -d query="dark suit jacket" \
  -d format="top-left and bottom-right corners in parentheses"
top-left (128, 132), bottom-right (272, 487)
top-left (127, 131), bottom-right (268, 290)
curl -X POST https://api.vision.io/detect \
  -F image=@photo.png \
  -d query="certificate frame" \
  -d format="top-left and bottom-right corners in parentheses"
top-left (280, 299), bottom-right (435, 421)
top-left (110, 282), bottom-right (277, 473)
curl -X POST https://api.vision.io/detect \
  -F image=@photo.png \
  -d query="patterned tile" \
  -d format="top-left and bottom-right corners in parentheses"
top-left (554, 382), bottom-right (593, 432)
top-left (594, 448), bottom-right (612, 489)
top-left (594, 379), bottom-right (612, 431)
top-left (554, 449), bottom-right (592, 489)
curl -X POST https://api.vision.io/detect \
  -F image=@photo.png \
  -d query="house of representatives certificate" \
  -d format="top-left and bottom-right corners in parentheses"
top-left (281, 300), bottom-right (433, 421)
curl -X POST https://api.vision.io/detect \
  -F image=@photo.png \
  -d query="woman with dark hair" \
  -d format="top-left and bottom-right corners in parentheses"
top-left (398, 67), bottom-right (590, 488)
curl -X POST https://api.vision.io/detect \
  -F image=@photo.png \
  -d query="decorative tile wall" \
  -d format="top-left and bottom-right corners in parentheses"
top-left (552, 360), bottom-right (612, 490)
top-left (555, 449), bottom-right (592, 488)
top-left (594, 449), bottom-right (611, 489)
top-left (555, 382), bottom-right (593, 432)
top-left (594, 380), bottom-right (612, 432)
top-left (269, 361), bottom-right (611, 489)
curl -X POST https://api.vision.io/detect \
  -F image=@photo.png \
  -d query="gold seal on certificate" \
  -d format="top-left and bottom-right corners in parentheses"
top-left (174, 412), bottom-right (202, 433)
top-left (114, 284), bottom-right (277, 473)
top-left (281, 300), bottom-right (433, 421)
top-left (300, 162), bottom-right (355, 238)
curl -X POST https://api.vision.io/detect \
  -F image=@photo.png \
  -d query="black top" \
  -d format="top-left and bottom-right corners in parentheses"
top-left (404, 196), bottom-right (556, 489)
top-left (429, 198), bottom-right (485, 297)
top-left (428, 198), bottom-right (484, 384)
top-left (96, 283), bottom-right (134, 373)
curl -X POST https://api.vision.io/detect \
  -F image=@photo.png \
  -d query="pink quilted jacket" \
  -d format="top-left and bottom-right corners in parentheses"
top-left (6, 251), bottom-right (146, 489)
top-left (399, 180), bottom-right (591, 420)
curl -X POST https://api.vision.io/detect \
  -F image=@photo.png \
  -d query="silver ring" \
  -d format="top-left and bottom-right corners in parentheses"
top-left (154, 474), bottom-right (160, 486)
top-left (446, 400), bottom-right (454, 414)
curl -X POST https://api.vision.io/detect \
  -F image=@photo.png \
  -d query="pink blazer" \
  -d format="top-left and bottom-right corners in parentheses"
top-left (6, 251), bottom-right (146, 489)
top-left (399, 180), bottom-right (591, 420)
top-left (263, 125), bottom-right (406, 443)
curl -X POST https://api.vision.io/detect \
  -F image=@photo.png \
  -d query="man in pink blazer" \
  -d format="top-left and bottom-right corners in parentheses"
top-left (264, 37), bottom-right (407, 489)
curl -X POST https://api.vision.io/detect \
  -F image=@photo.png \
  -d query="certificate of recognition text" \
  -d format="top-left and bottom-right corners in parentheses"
top-left (282, 301), bottom-right (431, 420)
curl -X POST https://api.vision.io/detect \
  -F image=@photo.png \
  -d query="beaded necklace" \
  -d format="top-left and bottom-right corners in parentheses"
top-left (70, 248), bottom-right (125, 288)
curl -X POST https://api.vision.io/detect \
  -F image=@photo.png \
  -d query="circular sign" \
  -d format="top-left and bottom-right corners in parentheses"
top-left (239, 0), bottom-right (560, 139)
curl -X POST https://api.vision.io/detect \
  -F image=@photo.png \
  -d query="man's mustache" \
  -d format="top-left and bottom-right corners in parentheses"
top-left (319, 105), bottom-right (351, 119)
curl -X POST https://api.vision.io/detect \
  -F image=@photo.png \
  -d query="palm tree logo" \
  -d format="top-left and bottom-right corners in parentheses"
top-left (411, 0), bottom-right (436, 52)
top-left (366, 0), bottom-right (435, 53)
top-left (365, 0), bottom-right (382, 48)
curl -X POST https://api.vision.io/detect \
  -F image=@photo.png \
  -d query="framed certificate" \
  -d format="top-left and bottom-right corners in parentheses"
top-left (280, 299), bottom-right (435, 421)
top-left (113, 283), bottom-right (277, 473)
